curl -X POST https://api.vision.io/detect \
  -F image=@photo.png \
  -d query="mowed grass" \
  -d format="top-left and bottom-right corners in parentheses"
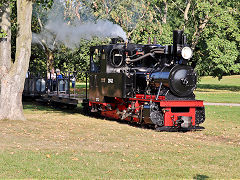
top-left (195, 92), bottom-right (240, 103)
top-left (0, 102), bottom-right (239, 179)
top-left (195, 75), bottom-right (240, 103)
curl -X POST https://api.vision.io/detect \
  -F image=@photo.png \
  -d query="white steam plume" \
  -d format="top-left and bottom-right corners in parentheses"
top-left (32, 1), bottom-right (127, 49)
top-left (46, 19), bottom-right (127, 49)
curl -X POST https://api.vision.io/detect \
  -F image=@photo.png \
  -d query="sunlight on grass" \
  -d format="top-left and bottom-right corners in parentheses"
top-left (0, 103), bottom-right (239, 179)
top-left (1, 75), bottom-right (240, 178)
top-left (196, 75), bottom-right (240, 103)
top-left (198, 75), bottom-right (240, 86)
top-left (195, 92), bottom-right (240, 103)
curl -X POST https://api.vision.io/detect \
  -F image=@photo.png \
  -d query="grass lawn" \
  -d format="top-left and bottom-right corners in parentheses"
top-left (195, 75), bottom-right (240, 103)
top-left (0, 102), bottom-right (239, 179)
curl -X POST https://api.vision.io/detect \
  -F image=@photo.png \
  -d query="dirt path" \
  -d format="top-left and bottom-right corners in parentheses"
top-left (204, 102), bottom-right (240, 106)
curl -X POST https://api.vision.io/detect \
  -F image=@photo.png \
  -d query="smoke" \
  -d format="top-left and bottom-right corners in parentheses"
top-left (46, 19), bottom-right (126, 48)
top-left (32, 0), bottom-right (127, 49)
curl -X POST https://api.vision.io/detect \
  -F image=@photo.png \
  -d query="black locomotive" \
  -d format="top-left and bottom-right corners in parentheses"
top-left (83, 30), bottom-right (205, 131)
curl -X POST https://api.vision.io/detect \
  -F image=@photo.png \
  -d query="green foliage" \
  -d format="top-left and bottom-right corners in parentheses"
top-left (0, 30), bottom-right (7, 38)
top-left (193, 0), bottom-right (240, 79)
top-left (28, 0), bottom-right (240, 80)
top-left (34, 0), bottom-right (54, 9)
top-left (29, 45), bottom-right (47, 76)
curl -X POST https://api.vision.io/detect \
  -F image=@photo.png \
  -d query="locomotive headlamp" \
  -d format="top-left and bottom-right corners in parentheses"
top-left (181, 47), bottom-right (193, 59)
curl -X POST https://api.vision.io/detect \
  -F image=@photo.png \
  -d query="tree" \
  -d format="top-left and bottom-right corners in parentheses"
top-left (32, 0), bottom-right (62, 72)
top-left (17, 0), bottom-right (240, 90)
top-left (148, 0), bottom-right (240, 79)
top-left (0, 0), bottom-right (32, 120)
top-left (182, 0), bottom-right (240, 78)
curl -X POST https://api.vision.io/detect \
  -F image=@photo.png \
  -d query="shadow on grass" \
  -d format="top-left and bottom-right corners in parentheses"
top-left (193, 174), bottom-right (209, 180)
top-left (197, 84), bottom-right (240, 92)
top-left (23, 101), bottom-right (205, 132)
top-left (84, 111), bottom-right (204, 132)
top-left (23, 101), bottom-right (55, 112)
top-left (23, 101), bottom-right (147, 130)
top-left (23, 100), bottom-right (83, 115)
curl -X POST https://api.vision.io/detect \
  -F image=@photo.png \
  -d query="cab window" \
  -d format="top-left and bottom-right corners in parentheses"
top-left (90, 49), bottom-right (101, 72)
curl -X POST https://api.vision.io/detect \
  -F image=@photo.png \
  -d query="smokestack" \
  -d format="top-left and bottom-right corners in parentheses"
top-left (173, 30), bottom-right (183, 55)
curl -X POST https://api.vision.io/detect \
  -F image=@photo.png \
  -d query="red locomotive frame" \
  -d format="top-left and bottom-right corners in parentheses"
top-left (88, 94), bottom-right (204, 130)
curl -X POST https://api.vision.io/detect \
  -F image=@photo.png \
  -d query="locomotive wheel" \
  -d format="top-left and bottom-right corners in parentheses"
top-left (82, 99), bottom-right (91, 115)
top-left (150, 102), bottom-right (164, 127)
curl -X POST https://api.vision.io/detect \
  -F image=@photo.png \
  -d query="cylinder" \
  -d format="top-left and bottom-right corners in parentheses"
top-left (150, 65), bottom-right (197, 97)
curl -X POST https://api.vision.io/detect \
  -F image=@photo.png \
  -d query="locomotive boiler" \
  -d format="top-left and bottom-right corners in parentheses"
top-left (83, 30), bottom-right (205, 131)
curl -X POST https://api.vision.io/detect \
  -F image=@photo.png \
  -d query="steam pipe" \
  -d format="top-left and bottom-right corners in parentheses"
top-left (127, 53), bottom-right (154, 63)
top-left (150, 48), bottom-right (165, 54)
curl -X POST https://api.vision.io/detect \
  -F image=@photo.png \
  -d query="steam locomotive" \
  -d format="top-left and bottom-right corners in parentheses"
top-left (83, 30), bottom-right (205, 131)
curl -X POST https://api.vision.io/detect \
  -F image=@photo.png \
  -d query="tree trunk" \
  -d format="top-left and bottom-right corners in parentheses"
top-left (192, 14), bottom-right (210, 50)
top-left (0, 0), bottom-right (32, 120)
top-left (75, 2), bottom-right (81, 20)
top-left (183, 0), bottom-right (191, 30)
top-left (162, 0), bottom-right (168, 24)
top-left (0, 1), bottom-right (11, 79)
top-left (46, 49), bottom-right (54, 72)
top-left (184, 0), bottom-right (191, 22)
top-left (0, 74), bottom-right (25, 120)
